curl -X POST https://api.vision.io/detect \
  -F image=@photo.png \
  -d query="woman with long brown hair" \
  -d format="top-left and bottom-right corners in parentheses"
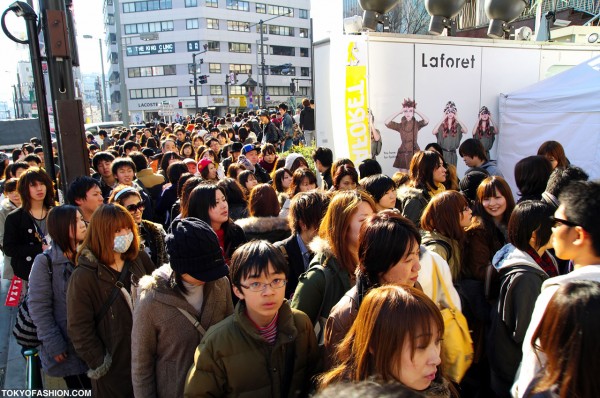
top-left (319, 285), bottom-right (452, 397)
top-left (421, 190), bottom-right (472, 281)
top-left (291, 190), bottom-right (376, 325)
top-left (67, 204), bottom-right (155, 397)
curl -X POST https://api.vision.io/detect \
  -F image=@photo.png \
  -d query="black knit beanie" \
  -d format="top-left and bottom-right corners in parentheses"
top-left (166, 217), bottom-right (228, 282)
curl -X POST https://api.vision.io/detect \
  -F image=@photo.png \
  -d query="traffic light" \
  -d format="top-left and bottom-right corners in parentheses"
top-left (289, 81), bottom-right (295, 94)
top-left (199, 75), bottom-right (208, 84)
top-left (178, 100), bottom-right (183, 109)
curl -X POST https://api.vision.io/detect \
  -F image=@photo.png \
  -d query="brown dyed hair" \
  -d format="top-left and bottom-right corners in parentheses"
top-left (330, 158), bottom-right (355, 183)
top-left (17, 167), bottom-right (55, 210)
top-left (77, 204), bottom-right (140, 266)
top-left (248, 183), bottom-right (280, 217)
top-left (408, 151), bottom-right (444, 195)
top-left (318, 285), bottom-right (444, 389)
top-left (531, 280), bottom-right (600, 398)
top-left (421, 190), bottom-right (469, 242)
top-left (537, 140), bottom-right (568, 169)
top-left (272, 168), bottom-right (292, 193)
top-left (473, 176), bottom-right (515, 227)
top-left (319, 190), bottom-right (376, 274)
top-left (288, 168), bottom-right (317, 197)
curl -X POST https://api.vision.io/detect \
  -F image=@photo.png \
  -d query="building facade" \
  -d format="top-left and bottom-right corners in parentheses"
top-left (104, 0), bottom-right (312, 123)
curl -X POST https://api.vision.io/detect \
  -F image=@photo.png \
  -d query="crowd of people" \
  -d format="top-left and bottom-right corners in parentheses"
top-left (0, 107), bottom-right (599, 398)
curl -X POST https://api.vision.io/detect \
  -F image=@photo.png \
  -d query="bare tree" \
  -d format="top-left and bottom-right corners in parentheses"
top-left (399, 0), bottom-right (430, 34)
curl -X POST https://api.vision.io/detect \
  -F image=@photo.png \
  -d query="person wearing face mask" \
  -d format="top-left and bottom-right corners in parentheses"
top-left (28, 206), bottom-right (90, 390)
top-left (67, 204), bottom-right (155, 398)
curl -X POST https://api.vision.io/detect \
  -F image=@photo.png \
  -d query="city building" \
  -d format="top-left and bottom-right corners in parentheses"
top-left (104, 0), bottom-right (312, 124)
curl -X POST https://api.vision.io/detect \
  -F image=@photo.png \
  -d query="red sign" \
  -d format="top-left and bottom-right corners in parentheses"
top-left (5, 276), bottom-right (23, 307)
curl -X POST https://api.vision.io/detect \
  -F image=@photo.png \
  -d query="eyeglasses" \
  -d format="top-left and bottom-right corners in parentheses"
top-left (125, 201), bottom-right (145, 213)
top-left (239, 278), bottom-right (287, 292)
top-left (550, 216), bottom-right (579, 228)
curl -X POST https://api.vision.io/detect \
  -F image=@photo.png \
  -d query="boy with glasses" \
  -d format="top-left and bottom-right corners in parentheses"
top-left (184, 240), bottom-right (318, 397)
top-left (513, 180), bottom-right (600, 397)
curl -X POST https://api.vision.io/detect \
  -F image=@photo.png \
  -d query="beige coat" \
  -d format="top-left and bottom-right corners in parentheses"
top-left (131, 265), bottom-right (233, 398)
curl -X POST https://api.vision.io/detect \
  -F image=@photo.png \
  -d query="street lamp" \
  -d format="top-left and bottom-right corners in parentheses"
top-left (82, 35), bottom-right (109, 122)
top-left (191, 44), bottom-right (208, 117)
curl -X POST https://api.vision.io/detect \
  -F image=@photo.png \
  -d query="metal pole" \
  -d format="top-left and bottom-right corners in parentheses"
top-left (12, 86), bottom-right (18, 118)
top-left (99, 38), bottom-right (109, 121)
top-left (193, 53), bottom-right (198, 116)
top-left (16, 72), bottom-right (25, 118)
top-left (96, 76), bottom-right (104, 122)
top-left (225, 79), bottom-right (229, 116)
top-left (259, 20), bottom-right (266, 109)
top-left (114, 0), bottom-right (128, 126)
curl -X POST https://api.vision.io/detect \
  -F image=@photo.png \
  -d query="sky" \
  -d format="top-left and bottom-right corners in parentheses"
top-left (0, 0), bottom-right (337, 106)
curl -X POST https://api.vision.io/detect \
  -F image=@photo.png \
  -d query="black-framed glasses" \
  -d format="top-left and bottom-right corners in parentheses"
top-left (550, 216), bottom-right (579, 228)
top-left (125, 201), bottom-right (145, 213)
top-left (239, 279), bottom-right (287, 292)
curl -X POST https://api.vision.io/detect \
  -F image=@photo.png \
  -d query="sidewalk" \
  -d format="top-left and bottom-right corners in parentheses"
top-left (0, 277), bottom-right (26, 390)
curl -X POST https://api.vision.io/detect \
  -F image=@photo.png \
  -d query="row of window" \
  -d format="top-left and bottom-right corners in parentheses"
top-left (130, 87), bottom-right (178, 99)
top-left (127, 63), bottom-right (309, 78)
top-left (200, 41), bottom-right (309, 57)
top-left (192, 85), bottom-right (310, 96)
top-left (124, 21), bottom-right (174, 34)
top-left (123, 0), bottom-right (308, 19)
top-left (123, 0), bottom-right (172, 13)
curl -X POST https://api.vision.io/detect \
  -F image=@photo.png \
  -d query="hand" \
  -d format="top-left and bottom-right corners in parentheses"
top-left (54, 352), bottom-right (67, 363)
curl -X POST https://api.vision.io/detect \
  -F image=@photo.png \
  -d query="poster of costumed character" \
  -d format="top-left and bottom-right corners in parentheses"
top-left (432, 101), bottom-right (468, 167)
top-left (472, 105), bottom-right (499, 160)
top-left (383, 98), bottom-right (429, 171)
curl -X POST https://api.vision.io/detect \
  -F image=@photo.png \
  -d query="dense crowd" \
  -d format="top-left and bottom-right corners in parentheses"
top-left (0, 104), bottom-right (599, 398)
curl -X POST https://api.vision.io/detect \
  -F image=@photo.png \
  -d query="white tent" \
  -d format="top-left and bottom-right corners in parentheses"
top-left (498, 55), bottom-right (600, 198)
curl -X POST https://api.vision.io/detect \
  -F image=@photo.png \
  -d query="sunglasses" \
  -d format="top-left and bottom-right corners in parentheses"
top-left (125, 201), bottom-right (145, 213)
top-left (550, 216), bottom-right (579, 228)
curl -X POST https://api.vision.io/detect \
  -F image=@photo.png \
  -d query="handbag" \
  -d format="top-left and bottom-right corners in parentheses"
top-left (13, 253), bottom-right (52, 348)
top-left (432, 257), bottom-right (474, 383)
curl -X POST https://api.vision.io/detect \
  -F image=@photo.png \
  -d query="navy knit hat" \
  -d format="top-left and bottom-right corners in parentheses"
top-left (166, 218), bottom-right (228, 282)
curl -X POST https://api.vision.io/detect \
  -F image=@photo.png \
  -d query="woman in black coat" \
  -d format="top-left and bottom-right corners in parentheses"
top-left (3, 168), bottom-right (55, 280)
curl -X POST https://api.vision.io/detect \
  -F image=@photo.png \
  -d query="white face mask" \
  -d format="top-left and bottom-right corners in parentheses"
top-left (114, 231), bottom-right (134, 254)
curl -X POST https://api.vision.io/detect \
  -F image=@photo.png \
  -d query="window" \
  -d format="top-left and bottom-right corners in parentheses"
top-left (229, 64), bottom-right (252, 74)
top-left (299, 28), bottom-right (309, 38)
top-left (270, 65), bottom-right (295, 76)
top-left (299, 9), bottom-right (309, 19)
top-left (187, 41), bottom-right (201, 52)
top-left (105, 14), bottom-right (114, 25)
top-left (209, 63), bottom-right (221, 73)
top-left (205, 0), bottom-right (217, 7)
top-left (226, 0), bottom-right (249, 11)
top-left (268, 25), bottom-right (293, 36)
top-left (210, 85), bottom-right (223, 95)
top-left (229, 42), bottom-right (251, 53)
top-left (227, 20), bottom-right (250, 32)
top-left (188, 63), bottom-right (202, 74)
top-left (130, 87), bottom-right (177, 99)
top-left (206, 18), bottom-right (219, 29)
top-left (267, 5), bottom-right (292, 17)
top-left (256, 3), bottom-right (265, 13)
top-left (128, 65), bottom-right (176, 78)
top-left (122, 0), bottom-right (172, 13)
top-left (301, 67), bottom-right (309, 77)
top-left (270, 45), bottom-right (295, 56)
top-left (300, 48), bottom-right (309, 57)
top-left (186, 19), bottom-right (199, 29)
top-left (230, 86), bottom-right (244, 95)
top-left (207, 41), bottom-right (220, 51)
top-left (257, 44), bottom-right (268, 54)
top-left (185, 0), bottom-right (197, 7)
top-left (268, 86), bottom-right (308, 96)
top-left (108, 33), bottom-right (116, 44)
top-left (124, 21), bottom-right (173, 34)
top-left (109, 52), bottom-right (118, 64)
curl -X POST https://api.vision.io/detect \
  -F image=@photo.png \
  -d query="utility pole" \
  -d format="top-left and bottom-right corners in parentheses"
top-left (259, 20), bottom-right (266, 109)
top-left (191, 46), bottom-right (208, 117)
top-left (16, 72), bottom-right (25, 118)
top-left (97, 37), bottom-right (109, 121)
top-left (12, 86), bottom-right (18, 119)
top-left (225, 79), bottom-right (230, 115)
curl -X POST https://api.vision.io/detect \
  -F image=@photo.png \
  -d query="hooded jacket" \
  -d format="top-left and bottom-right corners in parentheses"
top-left (67, 247), bottom-right (155, 397)
top-left (396, 185), bottom-right (429, 227)
top-left (290, 237), bottom-right (352, 326)
top-left (28, 245), bottom-right (88, 377)
top-left (421, 230), bottom-right (462, 281)
top-left (488, 244), bottom-right (551, 395)
top-left (184, 300), bottom-right (318, 398)
top-left (235, 216), bottom-right (291, 244)
top-left (132, 264), bottom-right (233, 398)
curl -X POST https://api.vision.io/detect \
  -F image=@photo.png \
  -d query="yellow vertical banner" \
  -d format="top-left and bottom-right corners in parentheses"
top-left (345, 43), bottom-right (370, 165)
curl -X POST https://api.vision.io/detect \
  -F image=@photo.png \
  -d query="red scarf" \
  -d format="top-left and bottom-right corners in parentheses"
top-left (525, 248), bottom-right (558, 278)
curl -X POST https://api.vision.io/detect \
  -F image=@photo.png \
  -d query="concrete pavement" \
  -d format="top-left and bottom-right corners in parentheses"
top-left (0, 277), bottom-right (26, 390)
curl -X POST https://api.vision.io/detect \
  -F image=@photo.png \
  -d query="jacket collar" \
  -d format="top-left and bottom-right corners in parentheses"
top-left (233, 299), bottom-right (297, 346)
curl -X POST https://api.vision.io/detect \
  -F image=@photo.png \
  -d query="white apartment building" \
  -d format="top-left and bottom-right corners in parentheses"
top-left (104, 0), bottom-right (312, 123)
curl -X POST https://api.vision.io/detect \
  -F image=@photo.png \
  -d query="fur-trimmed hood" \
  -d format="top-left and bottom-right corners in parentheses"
top-left (397, 184), bottom-right (426, 200)
top-left (234, 216), bottom-right (290, 234)
top-left (308, 236), bottom-right (334, 258)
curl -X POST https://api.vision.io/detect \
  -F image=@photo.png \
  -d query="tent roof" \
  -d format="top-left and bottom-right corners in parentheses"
top-left (500, 55), bottom-right (600, 113)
